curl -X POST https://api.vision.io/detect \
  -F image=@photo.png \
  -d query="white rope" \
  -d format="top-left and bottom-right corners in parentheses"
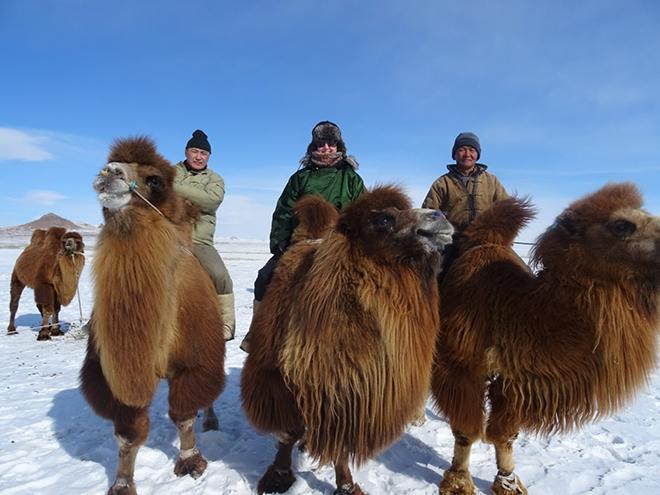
top-left (123, 179), bottom-right (194, 257)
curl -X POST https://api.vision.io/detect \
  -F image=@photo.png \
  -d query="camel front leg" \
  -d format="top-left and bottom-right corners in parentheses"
top-left (173, 417), bottom-right (207, 478)
top-left (486, 379), bottom-right (528, 495)
top-left (439, 429), bottom-right (478, 495)
top-left (35, 284), bottom-right (55, 340)
top-left (257, 431), bottom-right (301, 494)
top-left (109, 408), bottom-right (150, 495)
top-left (49, 300), bottom-right (63, 336)
top-left (333, 453), bottom-right (365, 495)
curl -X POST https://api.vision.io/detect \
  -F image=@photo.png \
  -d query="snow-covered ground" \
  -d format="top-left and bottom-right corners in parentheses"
top-left (0, 238), bottom-right (659, 494)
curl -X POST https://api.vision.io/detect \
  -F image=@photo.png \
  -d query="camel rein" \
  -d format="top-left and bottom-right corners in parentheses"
top-left (124, 179), bottom-right (194, 257)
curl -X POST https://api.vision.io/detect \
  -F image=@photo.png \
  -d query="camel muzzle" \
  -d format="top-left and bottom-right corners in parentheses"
top-left (415, 209), bottom-right (454, 249)
top-left (94, 162), bottom-right (134, 210)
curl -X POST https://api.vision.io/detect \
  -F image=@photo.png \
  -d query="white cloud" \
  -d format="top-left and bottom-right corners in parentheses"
top-left (24, 190), bottom-right (67, 205)
top-left (0, 127), bottom-right (54, 161)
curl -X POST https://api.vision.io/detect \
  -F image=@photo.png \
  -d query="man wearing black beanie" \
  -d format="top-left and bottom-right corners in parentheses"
top-left (173, 129), bottom-right (236, 342)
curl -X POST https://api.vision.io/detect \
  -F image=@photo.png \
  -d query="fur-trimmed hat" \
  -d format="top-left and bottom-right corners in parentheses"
top-left (186, 129), bottom-right (211, 154)
top-left (306, 121), bottom-right (347, 154)
top-left (451, 132), bottom-right (480, 160)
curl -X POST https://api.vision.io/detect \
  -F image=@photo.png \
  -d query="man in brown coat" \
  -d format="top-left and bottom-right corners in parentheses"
top-left (414, 132), bottom-right (509, 426)
top-left (422, 131), bottom-right (509, 232)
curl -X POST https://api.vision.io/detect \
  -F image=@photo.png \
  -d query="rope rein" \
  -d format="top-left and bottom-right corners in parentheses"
top-left (124, 179), bottom-right (194, 257)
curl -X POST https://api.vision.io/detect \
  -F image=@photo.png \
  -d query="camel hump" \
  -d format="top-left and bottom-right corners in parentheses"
top-left (30, 229), bottom-right (47, 244)
top-left (461, 196), bottom-right (536, 249)
top-left (291, 195), bottom-right (340, 243)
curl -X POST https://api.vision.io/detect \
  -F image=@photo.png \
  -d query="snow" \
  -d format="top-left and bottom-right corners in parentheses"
top-left (1, 238), bottom-right (659, 495)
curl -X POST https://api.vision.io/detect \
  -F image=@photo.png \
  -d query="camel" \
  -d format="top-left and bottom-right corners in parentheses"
top-left (79, 136), bottom-right (226, 495)
top-left (431, 183), bottom-right (660, 495)
top-left (8, 226), bottom-right (85, 340)
top-left (241, 186), bottom-right (455, 495)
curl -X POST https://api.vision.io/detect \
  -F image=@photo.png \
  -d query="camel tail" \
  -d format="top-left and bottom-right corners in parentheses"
top-left (461, 196), bottom-right (536, 250)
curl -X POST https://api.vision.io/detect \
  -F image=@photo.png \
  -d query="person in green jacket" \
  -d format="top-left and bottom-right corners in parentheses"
top-left (240, 121), bottom-right (366, 353)
top-left (173, 129), bottom-right (236, 341)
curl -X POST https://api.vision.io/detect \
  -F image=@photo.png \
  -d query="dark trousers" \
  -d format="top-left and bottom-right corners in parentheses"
top-left (254, 253), bottom-right (281, 301)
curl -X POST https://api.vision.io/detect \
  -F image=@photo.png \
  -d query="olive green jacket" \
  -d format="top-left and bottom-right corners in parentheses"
top-left (422, 164), bottom-right (509, 232)
top-left (269, 157), bottom-right (366, 253)
top-left (173, 161), bottom-right (225, 246)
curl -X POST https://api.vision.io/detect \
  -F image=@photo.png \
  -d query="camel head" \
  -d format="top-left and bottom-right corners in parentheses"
top-left (337, 185), bottom-right (454, 271)
top-left (94, 136), bottom-right (174, 217)
top-left (61, 231), bottom-right (84, 255)
top-left (532, 182), bottom-right (660, 281)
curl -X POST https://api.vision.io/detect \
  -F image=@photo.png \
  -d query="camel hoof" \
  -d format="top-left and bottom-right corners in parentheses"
top-left (37, 330), bottom-right (51, 341)
top-left (174, 452), bottom-right (207, 479)
top-left (491, 471), bottom-right (527, 495)
top-left (257, 464), bottom-right (295, 494)
top-left (334, 482), bottom-right (366, 495)
top-left (202, 416), bottom-right (219, 431)
top-left (439, 468), bottom-right (476, 495)
top-left (107, 479), bottom-right (137, 495)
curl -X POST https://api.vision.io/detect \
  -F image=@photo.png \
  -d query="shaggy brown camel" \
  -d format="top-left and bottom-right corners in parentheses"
top-left (241, 186), bottom-right (454, 495)
top-left (8, 226), bottom-right (85, 340)
top-left (80, 136), bottom-right (226, 495)
top-left (432, 183), bottom-right (660, 495)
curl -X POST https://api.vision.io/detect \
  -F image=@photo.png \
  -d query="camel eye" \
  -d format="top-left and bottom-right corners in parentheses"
top-left (145, 175), bottom-right (164, 193)
top-left (370, 212), bottom-right (395, 232)
top-left (609, 219), bottom-right (636, 238)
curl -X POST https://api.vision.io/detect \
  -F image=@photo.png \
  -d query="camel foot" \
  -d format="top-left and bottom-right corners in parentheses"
top-left (37, 330), bottom-right (51, 341)
top-left (439, 468), bottom-right (476, 495)
top-left (257, 465), bottom-right (295, 494)
top-left (334, 482), bottom-right (366, 495)
top-left (202, 416), bottom-right (219, 432)
top-left (174, 451), bottom-right (207, 479)
top-left (491, 471), bottom-right (527, 495)
top-left (107, 478), bottom-right (137, 495)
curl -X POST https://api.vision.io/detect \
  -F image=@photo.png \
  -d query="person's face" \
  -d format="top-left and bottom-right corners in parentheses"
top-left (316, 142), bottom-right (338, 154)
top-left (185, 147), bottom-right (210, 170)
top-left (454, 146), bottom-right (478, 173)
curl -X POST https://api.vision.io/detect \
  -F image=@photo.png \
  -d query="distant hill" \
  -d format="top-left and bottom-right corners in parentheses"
top-left (0, 213), bottom-right (99, 235)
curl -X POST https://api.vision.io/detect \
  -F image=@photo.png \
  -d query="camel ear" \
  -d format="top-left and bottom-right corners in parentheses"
top-left (556, 211), bottom-right (578, 235)
top-left (336, 216), bottom-right (351, 235)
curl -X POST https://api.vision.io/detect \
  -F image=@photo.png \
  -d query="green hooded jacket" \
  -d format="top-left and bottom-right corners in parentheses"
top-left (269, 157), bottom-right (366, 253)
top-left (173, 161), bottom-right (225, 246)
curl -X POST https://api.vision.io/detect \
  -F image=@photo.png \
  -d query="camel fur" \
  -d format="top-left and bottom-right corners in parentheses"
top-left (241, 186), bottom-right (454, 495)
top-left (79, 136), bottom-right (225, 495)
top-left (432, 182), bottom-right (660, 495)
top-left (8, 226), bottom-right (85, 340)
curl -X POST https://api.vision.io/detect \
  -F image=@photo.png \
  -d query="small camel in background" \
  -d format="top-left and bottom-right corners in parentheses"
top-left (8, 226), bottom-right (85, 340)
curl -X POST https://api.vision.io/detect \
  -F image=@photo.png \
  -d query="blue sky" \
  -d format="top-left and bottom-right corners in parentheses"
top-left (1, 0), bottom-right (658, 241)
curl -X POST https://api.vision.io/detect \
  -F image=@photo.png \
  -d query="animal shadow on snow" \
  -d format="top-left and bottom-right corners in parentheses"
top-left (376, 409), bottom-right (491, 493)
top-left (13, 313), bottom-right (75, 336)
top-left (49, 367), bottom-right (247, 485)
